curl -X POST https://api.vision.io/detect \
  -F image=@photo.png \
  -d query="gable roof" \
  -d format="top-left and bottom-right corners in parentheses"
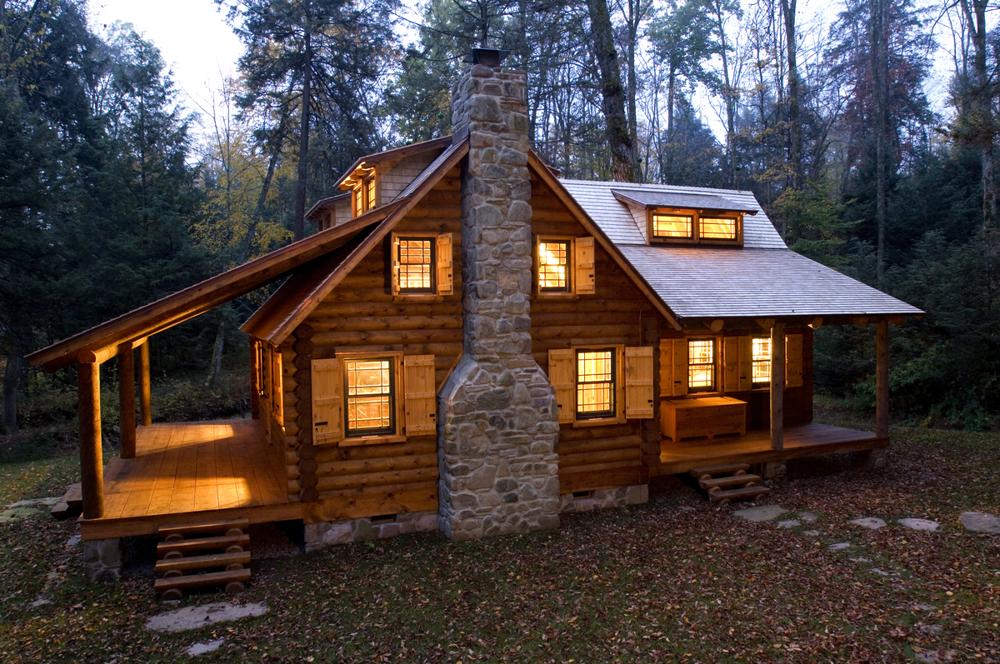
top-left (561, 178), bottom-right (922, 322)
top-left (611, 188), bottom-right (758, 215)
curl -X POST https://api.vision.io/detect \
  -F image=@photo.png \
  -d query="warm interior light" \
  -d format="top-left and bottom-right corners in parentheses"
top-left (652, 213), bottom-right (693, 238)
top-left (752, 337), bottom-right (771, 385)
top-left (577, 349), bottom-right (615, 417)
top-left (345, 358), bottom-right (393, 434)
top-left (398, 238), bottom-right (433, 291)
top-left (700, 216), bottom-right (737, 240)
top-left (366, 177), bottom-right (377, 209)
top-left (687, 339), bottom-right (715, 391)
top-left (538, 240), bottom-right (570, 290)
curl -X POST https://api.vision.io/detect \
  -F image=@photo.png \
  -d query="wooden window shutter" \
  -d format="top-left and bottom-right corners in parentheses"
top-left (311, 358), bottom-right (344, 445)
top-left (738, 336), bottom-right (753, 391)
top-left (624, 346), bottom-right (654, 419)
top-left (573, 236), bottom-right (595, 294)
top-left (271, 351), bottom-right (284, 422)
top-left (403, 355), bottom-right (437, 435)
top-left (786, 334), bottom-right (804, 387)
top-left (390, 233), bottom-right (401, 295)
top-left (436, 233), bottom-right (453, 295)
top-left (659, 339), bottom-right (688, 397)
top-left (547, 348), bottom-right (576, 423)
top-left (723, 336), bottom-right (740, 392)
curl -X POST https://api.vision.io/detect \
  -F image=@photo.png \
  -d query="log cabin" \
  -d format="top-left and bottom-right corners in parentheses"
top-left (27, 49), bottom-right (921, 582)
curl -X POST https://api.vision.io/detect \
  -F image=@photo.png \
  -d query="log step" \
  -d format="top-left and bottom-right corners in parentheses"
top-left (157, 518), bottom-right (249, 537)
top-left (156, 533), bottom-right (250, 555)
top-left (701, 474), bottom-right (762, 490)
top-left (50, 483), bottom-right (83, 520)
top-left (689, 463), bottom-right (750, 479)
top-left (154, 550), bottom-right (251, 574)
top-left (154, 568), bottom-right (251, 594)
top-left (708, 485), bottom-right (771, 503)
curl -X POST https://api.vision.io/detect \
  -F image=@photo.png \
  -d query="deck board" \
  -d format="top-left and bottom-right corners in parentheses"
top-left (657, 422), bottom-right (885, 475)
top-left (91, 419), bottom-right (287, 525)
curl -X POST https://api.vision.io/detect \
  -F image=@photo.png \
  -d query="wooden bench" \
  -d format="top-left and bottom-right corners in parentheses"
top-left (660, 397), bottom-right (747, 442)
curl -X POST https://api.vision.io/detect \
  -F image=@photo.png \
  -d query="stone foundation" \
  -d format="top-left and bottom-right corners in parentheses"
top-left (560, 485), bottom-right (649, 514)
top-left (303, 512), bottom-right (438, 552)
top-left (762, 461), bottom-right (787, 481)
top-left (82, 538), bottom-right (121, 582)
top-left (861, 448), bottom-right (888, 470)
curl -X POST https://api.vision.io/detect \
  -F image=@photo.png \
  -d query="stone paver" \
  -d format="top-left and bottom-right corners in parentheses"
top-left (733, 505), bottom-right (787, 522)
top-left (828, 542), bottom-right (851, 552)
top-left (187, 639), bottom-right (225, 656)
top-left (849, 556), bottom-right (871, 563)
top-left (0, 506), bottom-right (46, 523)
top-left (776, 519), bottom-right (800, 529)
top-left (898, 518), bottom-right (940, 532)
top-left (959, 511), bottom-right (1000, 534)
top-left (850, 517), bottom-right (887, 530)
top-left (146, 602), bottom-right (268, 633)
top-left (797, 511), bottom-right (818, 523)
top-left (9, 496), bottom-right (59, 508)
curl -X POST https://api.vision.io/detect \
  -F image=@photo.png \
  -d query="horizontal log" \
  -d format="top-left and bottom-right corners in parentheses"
top-left (559, 467), bottom-right (644, 494)
top-left (317, 452), bottom-right (438, 477)
top-left (314, 437), bottom-right (436, 463)
top-left (559, 447), bottom-right (640, 469)
top-left (306, 315), bottom-right (462, 333)
top-left (315, 467), bottom-right (438, 492)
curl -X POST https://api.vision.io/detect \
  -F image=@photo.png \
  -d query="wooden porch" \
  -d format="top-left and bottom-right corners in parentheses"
top-left (656, 422), bottom-right (885, 475)
top-left (80, 419), bottom-right (299, 540)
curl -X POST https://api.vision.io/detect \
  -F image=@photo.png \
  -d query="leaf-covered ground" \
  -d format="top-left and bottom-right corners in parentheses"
top-left (0, 413), bottom-right (997, 662)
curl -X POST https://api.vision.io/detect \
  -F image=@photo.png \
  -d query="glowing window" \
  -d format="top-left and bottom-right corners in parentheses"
top-left (344, 358), bottom-right (394, 436)
top-left (752, 337), bottom-right (771, 385)
top-left (397, 238), bottom-right (435, 292)
top-left (353, 189), bottom-right (364, 217)
top-left (652, 213), bottom-right (693, 239)
top-left (700, 216), bottom-right (737, 240)
top-left (538, 240), bottom-right (571, 291)
top-left (576, 349), bottom-right (616, 419)
top-left (366, 177), bottom-right (377, 210)
top-left (688, 339), bottom-right (716, 392)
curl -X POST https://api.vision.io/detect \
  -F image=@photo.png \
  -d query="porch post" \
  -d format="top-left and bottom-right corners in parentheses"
top-left (875, 320), bottom-right (889, 439)
top-left (78, 360), bottom-right (104, 519)
top-left (770, 322), bottom-right (785, 451)
top-left (117, 344), bottom-right (136, 459)
top-left (139, 340), bottom-right (152, 426)
top-left (249, 339), bottom-right (260, 420)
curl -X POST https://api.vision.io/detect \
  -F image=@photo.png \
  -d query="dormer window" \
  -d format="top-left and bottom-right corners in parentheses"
top-left (652, 213), bottom-right (694, 240)
top-left (699, 216), bottom-right (738, 241)
top-left (648, 208), bottom-right (742, 246)
top-left (342, 166), bottom-right (378, 217)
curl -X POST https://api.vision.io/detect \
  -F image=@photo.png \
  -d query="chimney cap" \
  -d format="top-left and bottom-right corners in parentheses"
top-left (467, 47), bottom-right (509, 67)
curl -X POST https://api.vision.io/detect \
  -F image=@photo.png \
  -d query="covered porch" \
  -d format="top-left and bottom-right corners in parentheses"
top-left (80, 419), bottom-right (296, 540)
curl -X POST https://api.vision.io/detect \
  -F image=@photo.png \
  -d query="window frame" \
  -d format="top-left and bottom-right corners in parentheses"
top-left (686, 337), bottom-right (718, 394)
top-left (536, 236), bottom-right (573, 294)
top-left (396, 235), bottom-right (437, 294)
top-left (575, 347), bottom-right (618, 421)
top-left (751, 336), bottom-right (772, 387)
top-left (339, 351), bottom-right (404, 444)
top-left (347, 169), bottom-right (378, 218)
top-left (647, 207), bottom-right (743, 247)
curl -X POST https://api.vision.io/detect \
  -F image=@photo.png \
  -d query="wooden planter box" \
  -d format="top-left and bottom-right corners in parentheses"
top-left (660, 397), bottom-right (747, 442)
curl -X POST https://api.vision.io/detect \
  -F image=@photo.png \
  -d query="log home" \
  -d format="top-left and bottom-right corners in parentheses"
top-left (28, 49), bottom-right (921, 583)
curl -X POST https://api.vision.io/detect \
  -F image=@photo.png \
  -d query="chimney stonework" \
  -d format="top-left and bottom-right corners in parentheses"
top-left (437, 59), bottom-right (561, 539)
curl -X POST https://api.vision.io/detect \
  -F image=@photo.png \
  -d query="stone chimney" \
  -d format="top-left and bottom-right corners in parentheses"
top-left (437, 49), bottom-right (561, 539)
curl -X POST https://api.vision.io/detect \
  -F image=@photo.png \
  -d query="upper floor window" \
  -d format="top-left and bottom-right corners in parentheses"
top-left (538, 240), bottom-right (571, 291)
top-left (649, 208), bottom-right (742, 246)
top-left (344, 167), bottom-right (377, 217)
top-left (390, 232), bottom-right (453, 297)
top-left (687, 338), bottom-right (716, 392)
top-left (535, 236), bottom-right (595, 296)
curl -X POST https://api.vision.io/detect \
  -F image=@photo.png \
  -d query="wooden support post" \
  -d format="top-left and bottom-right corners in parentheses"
top-left (78, 361), bottom-right (104, 519)
top-left (875, 320), bottom-right (889, 439)
top-left (770, 322), bottom-right (785, 451)
top-left (139, 340), bottom-right (152, 426)
top-left (118, 345), bottom-right (136, 459)
top-left (250, 339), bottom-right (260, 420)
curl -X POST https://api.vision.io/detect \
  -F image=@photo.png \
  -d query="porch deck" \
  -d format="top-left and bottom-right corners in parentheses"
top-left (656, 422), bottom-right (885, 475)
top-left (81, 419), bottom-right (299, 540)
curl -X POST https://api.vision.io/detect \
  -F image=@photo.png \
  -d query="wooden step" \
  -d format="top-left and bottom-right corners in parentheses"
top-left (156, 533), bottom-right (250, 555)
top-left (708, 485), bottom-right (771, 504)
top-left (154, 568), bottom-right (251, 595)
top-left (157, 518), bottom-right (249, 537)
top-left (700, 474), bottom-right (762, 491)
top-left (689, 463), bottom-right (750, 479)
top-left (50, 483), bottom-right (83, 520)
top-left (154, 550), bottom-right (251, 574)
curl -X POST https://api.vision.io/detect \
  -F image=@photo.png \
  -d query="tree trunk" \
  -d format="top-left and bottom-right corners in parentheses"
top-left (206, 319), bottom-right (225, 388)
top-left (780, 0), bottom-right (802, 190)
top-left (586, 0), bottom-right (636, 182)
top-left (3, 344), bottom-right (20, 434)
top-left (293, 23), bottom-right (312, 241)
top-left (872, 0), bottom-right (888, 287)
top-left (712, 0), bottom-right (738, 188)
top-left (625, 0), bottom-right (642, 182)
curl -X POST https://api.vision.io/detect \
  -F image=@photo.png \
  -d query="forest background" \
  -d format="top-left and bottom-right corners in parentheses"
top-left (1, 0), bottom-right (998, 436)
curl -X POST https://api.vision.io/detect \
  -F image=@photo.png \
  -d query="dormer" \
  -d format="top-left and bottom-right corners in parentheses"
top-left (611, 189), bottom-right (757, 247)
top-left (341, 164), bottom-right (379, 217)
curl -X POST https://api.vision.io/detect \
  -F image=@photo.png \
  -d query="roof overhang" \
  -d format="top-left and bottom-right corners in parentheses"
top-left (612, 188), bottom-right (758, 215)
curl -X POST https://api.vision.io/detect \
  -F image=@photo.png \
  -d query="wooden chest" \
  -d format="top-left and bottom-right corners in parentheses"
top-left (660, 397), bottom-right (747, 442)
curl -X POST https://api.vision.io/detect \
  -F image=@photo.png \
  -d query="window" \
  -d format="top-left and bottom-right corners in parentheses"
top-left (751, 337), bottom-right (771, 385)
top-left (652, 213), bottom-right (694, 239)
top-left (576, 349), bottom-right (616, 419)
top-left (687, 338), bottom-right (716, 392)
top-left (344, 357), bottom-right (395, 437)
top-left (347, 169), bottom-right (377, 217)
top-left (353, 189), bottom-right (364, 217)
top-left (366, 177), bottom-right (377, 210)
top-left (699, 216), bottom-right (738, 240)
top-left (397, 237), bottom-right (435, 292)
top-left (538, 240), bottom-right (571, 291)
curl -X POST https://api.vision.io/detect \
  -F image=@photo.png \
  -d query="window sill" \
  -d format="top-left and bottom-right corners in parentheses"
top-left (572, 416), bottom-right (624, 428)
top-left (392, 293), bottom-right (449, 302)
top-left (338, 434), bottom-right (406, 447)
top-left (536, 291), bottom-right (579, 299)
